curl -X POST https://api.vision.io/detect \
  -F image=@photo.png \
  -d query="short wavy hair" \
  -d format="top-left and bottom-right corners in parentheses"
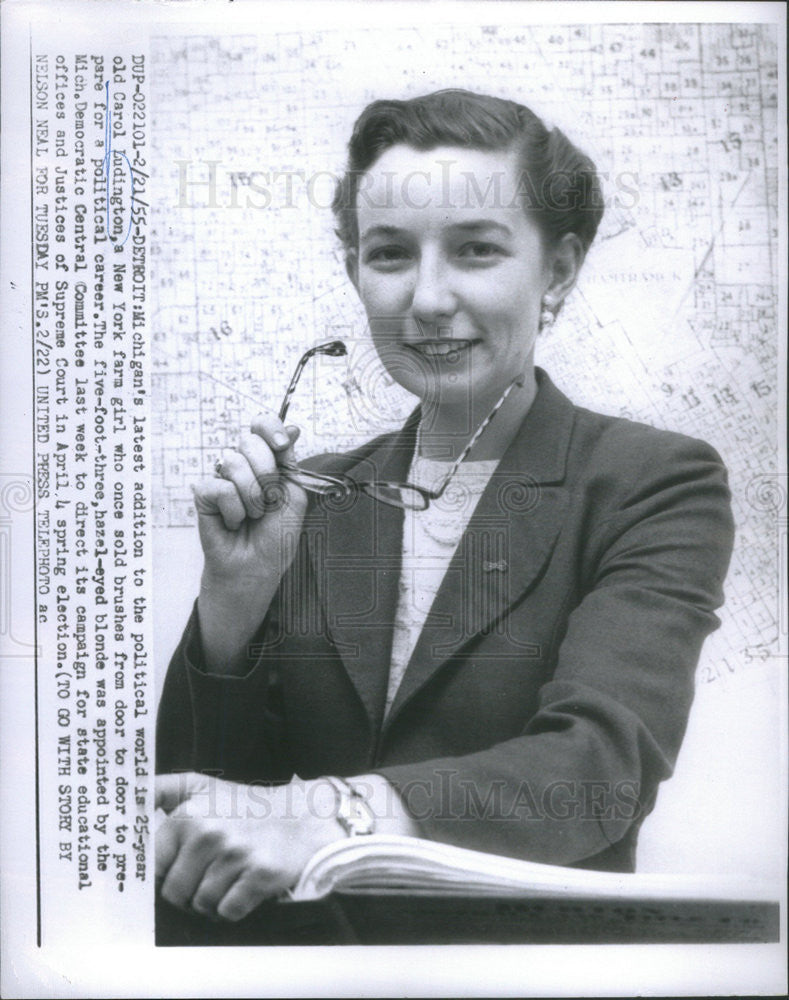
top-left (332, 88), bottom-right (603, 258)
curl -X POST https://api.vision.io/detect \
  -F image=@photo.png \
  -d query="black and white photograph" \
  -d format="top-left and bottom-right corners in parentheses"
top-left (0, 0), bottom-right (786, 995)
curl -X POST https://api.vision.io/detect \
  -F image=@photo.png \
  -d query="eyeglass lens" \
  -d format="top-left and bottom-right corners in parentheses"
top-left (276, 342), bottom-right (522, 512)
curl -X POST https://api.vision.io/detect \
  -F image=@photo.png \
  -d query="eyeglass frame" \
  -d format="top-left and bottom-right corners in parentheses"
top-left (275, 340), bottom-right (525, 512)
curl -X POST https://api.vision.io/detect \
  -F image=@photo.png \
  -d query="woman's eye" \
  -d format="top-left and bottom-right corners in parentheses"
top-left (457, 241), bottom-right (504, 260)
top-left (366, 246), bottom-right (411, 266)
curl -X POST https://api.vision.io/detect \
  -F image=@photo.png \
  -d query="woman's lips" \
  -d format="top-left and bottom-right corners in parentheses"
top-left (406, 340), bottom-right (475, 358)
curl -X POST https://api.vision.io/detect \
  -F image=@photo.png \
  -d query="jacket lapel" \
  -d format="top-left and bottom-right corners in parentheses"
top-left (303, 369), bottom-right (576, 733)
top-left (302, 415), bottom-right (417, 732)
top-left (384, 370), bottom-right (575, 725)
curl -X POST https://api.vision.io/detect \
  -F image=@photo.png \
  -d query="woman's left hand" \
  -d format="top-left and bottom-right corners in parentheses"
top-left (155, 772), bottom-right (341, 920)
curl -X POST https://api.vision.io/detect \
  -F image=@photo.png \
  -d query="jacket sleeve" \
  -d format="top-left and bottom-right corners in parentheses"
top-left (375, 434), bottom-right (735, 867)
top-left (155, 598), bottom-right (289, 783)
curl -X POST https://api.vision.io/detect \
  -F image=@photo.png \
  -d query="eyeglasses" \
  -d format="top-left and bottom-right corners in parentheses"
top-left (276, 340), bottom-right (524, 512)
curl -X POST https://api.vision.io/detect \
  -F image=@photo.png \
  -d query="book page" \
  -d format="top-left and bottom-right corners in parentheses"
top-left (291, 835), bottom-right (777, 901)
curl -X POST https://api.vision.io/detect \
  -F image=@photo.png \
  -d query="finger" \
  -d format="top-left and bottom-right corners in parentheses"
top-left (235, 432), bottom-right (279, 517)
top-left (155, 813), bottom-right (182, 880)
top-left (192, 478), bottom-right (247, 530)
top-left (238, 430), bottom-right (276, 479)
top-left (190, 854), bottom-right (247, 918)
top-left (245, 423), bottom-right (309, 519)
top-left (216, 870), bottom-right (280, 922)
top-left (159, 820), bottom-right (224, 911)
top-left (215, 447), bottom-right (267, 520)
top-left (250, 412), bottom-right (301, 468)
top-left (155, 772), bottom-right (204, 813)
top-left (238, 428), bottom-right (301, 483)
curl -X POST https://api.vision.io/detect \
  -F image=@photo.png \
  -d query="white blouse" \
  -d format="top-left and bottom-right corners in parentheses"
top-left (385, 452), bottom-right (499, 715)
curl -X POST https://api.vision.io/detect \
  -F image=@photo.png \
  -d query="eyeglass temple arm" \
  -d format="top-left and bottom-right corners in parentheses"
top-left (278, 353), bottom-right (312, 422)
top-left (438, 375), bottom-right (525, 488)
top-left (278, 341), bottom-right (347, 422)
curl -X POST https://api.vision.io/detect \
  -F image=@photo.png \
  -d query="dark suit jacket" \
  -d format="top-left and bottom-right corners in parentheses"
top-left (157, 369), bottom-right (734, 872)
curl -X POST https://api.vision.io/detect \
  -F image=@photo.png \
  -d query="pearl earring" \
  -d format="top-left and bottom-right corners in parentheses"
top-left (539, 301), bottom-right (555, 332)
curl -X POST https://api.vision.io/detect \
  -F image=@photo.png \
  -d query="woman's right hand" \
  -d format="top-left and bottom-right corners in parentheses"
top-left (191, 412), bottom-right (309, 674)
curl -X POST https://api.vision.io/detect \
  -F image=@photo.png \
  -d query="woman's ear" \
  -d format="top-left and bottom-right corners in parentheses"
top-left (545, 233), bottom-right (584, 309)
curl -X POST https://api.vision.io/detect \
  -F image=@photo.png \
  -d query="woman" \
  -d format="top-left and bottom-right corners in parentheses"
top-left (155, 90), bottom-right (734, 923)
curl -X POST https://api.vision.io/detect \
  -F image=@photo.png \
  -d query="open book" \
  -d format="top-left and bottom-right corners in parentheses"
top-left (154, 834), bottom-right (779, 945)
top-left (290, 834), bottom-right (775, 903)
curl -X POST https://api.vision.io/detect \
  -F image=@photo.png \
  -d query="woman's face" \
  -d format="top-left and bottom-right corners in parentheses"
top-left (349, 143), bottom-right (555, 410)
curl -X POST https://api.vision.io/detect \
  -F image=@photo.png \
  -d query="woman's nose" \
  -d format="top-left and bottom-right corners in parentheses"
top-left (410, 257), bottom-right (456, 324)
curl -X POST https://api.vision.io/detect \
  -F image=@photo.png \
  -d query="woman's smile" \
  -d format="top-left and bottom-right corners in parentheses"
top-left (406, 339), bottom-right (475, 358)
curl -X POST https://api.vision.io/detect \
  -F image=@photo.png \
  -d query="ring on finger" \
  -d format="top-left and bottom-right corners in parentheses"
top-left (214, 450), bottom-right (236, 480)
